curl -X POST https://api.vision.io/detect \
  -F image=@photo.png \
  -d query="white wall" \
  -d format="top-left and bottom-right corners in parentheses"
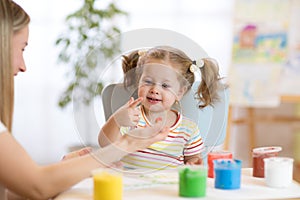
top-left (13, 0), bottom-right (84, 163)
top-left (12, 0), bottom-right (234, 164)
top-left (119, 0), bottom-right (234, 76)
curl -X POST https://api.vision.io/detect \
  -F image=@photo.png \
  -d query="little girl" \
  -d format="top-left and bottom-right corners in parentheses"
top-left (99, 46), bottom-right (224, 170)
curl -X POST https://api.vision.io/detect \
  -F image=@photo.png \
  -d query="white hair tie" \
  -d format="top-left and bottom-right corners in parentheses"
top-left (195, 58), bottom-right (205, 68)
top-left (189, 58), bottom-right (204, 73)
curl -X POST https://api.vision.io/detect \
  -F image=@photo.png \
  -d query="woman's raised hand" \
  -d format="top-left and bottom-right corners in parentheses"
top-left (121, 118), bottom-right (169, 153)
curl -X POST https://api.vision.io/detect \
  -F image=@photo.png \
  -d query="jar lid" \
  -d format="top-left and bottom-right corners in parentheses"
top-left (213, 159), bottom-right (242, 169)
top-left (252, 146), bottom-right (282, 154)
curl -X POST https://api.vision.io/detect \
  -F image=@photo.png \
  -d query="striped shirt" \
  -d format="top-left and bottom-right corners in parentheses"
top-left (120, 107), bottom-right (204, 170)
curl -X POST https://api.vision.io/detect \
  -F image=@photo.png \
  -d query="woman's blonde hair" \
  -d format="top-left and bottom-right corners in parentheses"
top-left (0, 0), bottom-right (30, 131)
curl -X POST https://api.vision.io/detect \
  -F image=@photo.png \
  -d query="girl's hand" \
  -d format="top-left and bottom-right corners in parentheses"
top-left (109, 161), bottom-right (123, 169)
top-left (61, 147), bottom-right (92, 161)
top-left (185, 156), bottom-right (203, 165)
top-left (113, 97), bottom-right (142, 127)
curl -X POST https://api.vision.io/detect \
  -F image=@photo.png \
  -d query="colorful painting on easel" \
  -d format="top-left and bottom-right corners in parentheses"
top-left (232, 0), bottom-right (290, 64)
top-left (233, 25), bottom-right (287, 63)
top-left (229, 0), bottom-right (296, 107)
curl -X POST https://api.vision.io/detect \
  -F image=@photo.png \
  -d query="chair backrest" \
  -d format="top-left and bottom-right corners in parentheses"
top-left (180, 82), bottom-right (229, 150)
top-left (101, 82), bottom-right (229, 150)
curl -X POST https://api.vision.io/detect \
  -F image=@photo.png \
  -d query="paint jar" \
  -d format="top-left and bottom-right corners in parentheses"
top-left (214, 159), bottom-right (242, 190)
top-left (92, 169), bottom-right (122, 200)
top-left (207, 151), bottom-right (233, 178)
top-left (264, 157), bottom-right (294, 188)
top-left (178, 165), bottom-right (207, 197)
top-left (252, 146), bottom-right (282, 178)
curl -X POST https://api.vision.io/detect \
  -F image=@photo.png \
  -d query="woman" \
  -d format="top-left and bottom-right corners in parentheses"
top-left (0, 1), bottom-right (168, 199)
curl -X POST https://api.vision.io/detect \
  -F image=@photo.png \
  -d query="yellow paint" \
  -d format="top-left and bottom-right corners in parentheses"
top-left (93, 171), bottom-right (122, 200)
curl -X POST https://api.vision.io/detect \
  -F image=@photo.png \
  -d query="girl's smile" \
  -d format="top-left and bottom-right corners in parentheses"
top-left (146, 96), bottom-right (162, 104)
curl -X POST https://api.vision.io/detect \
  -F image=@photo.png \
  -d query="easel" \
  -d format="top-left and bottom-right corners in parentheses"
top-left (224, 95), bottom-right (300, 152)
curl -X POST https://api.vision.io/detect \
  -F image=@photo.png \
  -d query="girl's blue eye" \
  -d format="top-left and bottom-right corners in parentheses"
top-left (143, 80), bottom-right (154, 85)
top-left (162, 83), bottom-right (171, 89)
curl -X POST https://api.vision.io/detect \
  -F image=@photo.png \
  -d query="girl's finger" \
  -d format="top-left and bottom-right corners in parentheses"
top-left (127, 97), bottom-right (134, 105)
top-left (129, 97), bottom-right (143, 108)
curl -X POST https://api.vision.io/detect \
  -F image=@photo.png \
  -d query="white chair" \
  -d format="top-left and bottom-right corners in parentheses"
top-left (101, 82), bottom-right (230, 159)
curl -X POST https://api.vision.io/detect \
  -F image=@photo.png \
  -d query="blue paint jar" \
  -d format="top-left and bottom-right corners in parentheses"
top-left (213, 159), bottom-right (242, 190)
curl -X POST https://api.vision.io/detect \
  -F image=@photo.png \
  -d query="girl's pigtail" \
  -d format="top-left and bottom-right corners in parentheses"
top-left (196, 58), bottom-right (222, 108)
top-left (122, 50), bottom-right (140, 88)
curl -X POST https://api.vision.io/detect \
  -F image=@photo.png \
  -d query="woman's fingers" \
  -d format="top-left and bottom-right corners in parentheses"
top-left (61, 147), bottom-right (92, 161)
top-left (78, 147), bottom-right (92, 156)
top-left (143, 119), bottom-right (168, 137)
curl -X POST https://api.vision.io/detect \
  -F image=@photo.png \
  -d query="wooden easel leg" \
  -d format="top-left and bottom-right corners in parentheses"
top-left (224, 106), bottom-right (233, 150)
top-left (248, 107), bottom-right (255, 165)
top-left (248, 107), bottom-right (255, 149)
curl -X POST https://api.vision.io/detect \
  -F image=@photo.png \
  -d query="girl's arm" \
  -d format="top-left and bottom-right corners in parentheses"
top-left (0, 122), bottom-right (168, 199)
top-left (98, 113), bottom-right (123, 147)
top-left (98, 97), bottom-right (142, 147)
top-left (183, 121), bottom-right (204, 165)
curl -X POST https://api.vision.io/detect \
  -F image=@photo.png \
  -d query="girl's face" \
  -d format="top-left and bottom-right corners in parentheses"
top-left (12, 25), bottom-right (29, 76)
top-left (138, 59), bottom-right (186, 113)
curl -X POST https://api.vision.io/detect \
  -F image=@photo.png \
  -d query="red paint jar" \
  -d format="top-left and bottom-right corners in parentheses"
top-left (207, 151), bottom-right (233, 178)
top-left (252, 146), bottom-right (282, 178)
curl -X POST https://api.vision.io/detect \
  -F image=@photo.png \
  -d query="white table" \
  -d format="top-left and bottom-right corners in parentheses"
top-left (54, 168), bottom-right (300, 200)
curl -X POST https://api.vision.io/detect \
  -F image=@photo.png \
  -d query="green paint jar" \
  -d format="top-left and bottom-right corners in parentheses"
top-left (179, 166), bottom-right (207, 197)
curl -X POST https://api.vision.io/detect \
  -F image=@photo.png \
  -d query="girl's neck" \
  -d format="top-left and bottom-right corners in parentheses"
top-left (141, 106), bottom-right (178, 128)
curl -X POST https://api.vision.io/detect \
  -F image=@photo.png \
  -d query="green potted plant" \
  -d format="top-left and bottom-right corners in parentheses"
top-left (55, 0), bottom-right (127, 108)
